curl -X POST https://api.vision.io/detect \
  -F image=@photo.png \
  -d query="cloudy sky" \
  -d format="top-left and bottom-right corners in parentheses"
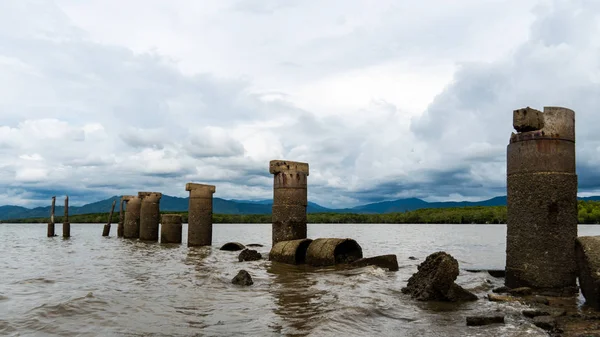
top-left (1, 0), bottom-right (599, 208)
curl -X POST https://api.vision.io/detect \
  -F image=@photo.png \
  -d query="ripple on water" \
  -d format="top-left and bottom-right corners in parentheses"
top-left (0, 223), bottom-right (597, 336)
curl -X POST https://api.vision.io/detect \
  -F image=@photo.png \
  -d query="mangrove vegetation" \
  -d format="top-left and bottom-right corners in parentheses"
top-left (3, 200), bottom-right (600, 224)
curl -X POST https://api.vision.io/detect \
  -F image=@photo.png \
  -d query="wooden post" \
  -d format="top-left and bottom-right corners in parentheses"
top-left (62, 195), bottom-right (70, 238)
top-left (102, 200), bottom-right (117, 236)
top-left (47, 196), bottom-right (56, 237)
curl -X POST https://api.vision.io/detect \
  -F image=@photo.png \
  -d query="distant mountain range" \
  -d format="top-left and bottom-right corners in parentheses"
top-left (1, 195), bottom-right (599, 221)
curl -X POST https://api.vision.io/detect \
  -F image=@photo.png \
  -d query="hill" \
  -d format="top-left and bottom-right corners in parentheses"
top-left (0, 194), bottom-right (595, 221)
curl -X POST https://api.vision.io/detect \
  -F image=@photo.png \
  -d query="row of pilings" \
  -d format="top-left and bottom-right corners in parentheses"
top-left (115, 186), bottom-right (217, 246)
top-left (46, 195), bottom-right (70, 237)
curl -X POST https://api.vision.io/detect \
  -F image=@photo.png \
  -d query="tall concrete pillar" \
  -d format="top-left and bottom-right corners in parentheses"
top-left (161, 214), bottom-right (183, 244)
top-left (123, 196), bottom-right (141, 239)
top-left (47, 196), bottom-right (56, 237)
top-left (506, 106), bottom-right (578, 290)
top-left (62, 195), bottom-right (70, 238)
top-left (186, 183), bottom-right (216, 247)
top-left (139, 192), bottom-right (162, 242)
top-left (269, 160), bottom-right (309, 246)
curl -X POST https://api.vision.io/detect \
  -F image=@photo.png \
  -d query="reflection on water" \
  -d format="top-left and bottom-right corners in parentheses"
top-left (1, 223), bottom-right (599, 336)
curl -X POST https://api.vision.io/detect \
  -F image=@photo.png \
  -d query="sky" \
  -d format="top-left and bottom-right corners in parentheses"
top-left (1, 0), bottom-right (600, 208)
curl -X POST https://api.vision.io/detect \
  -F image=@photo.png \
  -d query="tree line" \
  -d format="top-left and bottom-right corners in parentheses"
top-left (3, 200), bottom-right (600, 224)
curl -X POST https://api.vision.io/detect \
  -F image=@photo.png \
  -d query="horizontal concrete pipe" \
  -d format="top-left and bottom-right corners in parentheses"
top-left (269, 238), bottom-right (363, 267)
top-left (269, 238), bottom-right (313, 265)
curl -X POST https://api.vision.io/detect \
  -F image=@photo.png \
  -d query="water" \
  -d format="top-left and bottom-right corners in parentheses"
top-left (1, 224), bottom-right (599, 337)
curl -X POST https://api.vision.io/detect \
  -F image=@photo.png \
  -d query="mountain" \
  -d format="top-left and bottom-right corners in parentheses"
top-left (0, 194), bottom-right (595, 221)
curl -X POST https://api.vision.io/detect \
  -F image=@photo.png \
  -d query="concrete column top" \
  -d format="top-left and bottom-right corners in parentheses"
top-left (269, 160), bottom-right (309, 175)
top-left (511, 106), bottom-right (575, 143)
top-left (121, 195), bottom-right (136, 202)
top-left (161, 214), bottom-right (182, 223)
top-left (185, 183), bottom-right (216, 194)
top-left (138, 191), bottom-right (162, 199)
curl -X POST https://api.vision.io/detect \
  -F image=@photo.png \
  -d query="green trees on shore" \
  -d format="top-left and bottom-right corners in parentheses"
top-left (3, 200), bottom-right (600, 224)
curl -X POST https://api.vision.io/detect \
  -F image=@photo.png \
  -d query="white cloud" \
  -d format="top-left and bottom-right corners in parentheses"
top-left (0, 0), bottom-right (599, 208)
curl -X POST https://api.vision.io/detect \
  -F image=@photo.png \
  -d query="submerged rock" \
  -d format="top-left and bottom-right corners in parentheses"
top-left (466, 315), bottom-right (505, 326)
top-left (487, 270), bottom-right (506, 278)
top-left (350, 254), bottom-right (399, 271)
top-left (246, 243), bottom-right (264, 247)
top-left (522, 309), bottom-right (551, 319)
top-left (408, 256), bottom-right (418, 260)
top-left (232, 270), bottom-right (253, 286)
top-left (401, 251), bottom-right (476, 302)
top-left (220, 242), bottom-right (245, 251)
top-left (532, 316), bottom-right (556, 331)
top-left (492, 286), bottom-right (510, 293)
top-left (238, 249), bottom-right (262, 262)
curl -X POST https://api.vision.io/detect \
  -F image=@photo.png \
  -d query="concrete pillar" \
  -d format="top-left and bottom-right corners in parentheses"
top-left (269, 160), bottom-right (309, 246)
top-left (123, 196), bottom-right (141, 239)
top-left (186, 183), bottom-right (216, 247)
top-left (160, 214), bottom-right (183, 244)
top-left (62, 195), bottom-right (70, 238)
top-left (139, 192), bottom-right (162, 242)
top-left (506, 106), bottom-right (578, 290)
top-left (47, 196), bottom-right (56, 237)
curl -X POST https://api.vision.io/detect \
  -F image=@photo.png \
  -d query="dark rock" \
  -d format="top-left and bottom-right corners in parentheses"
top-left (492, 286), bottom-right (510, 293)
top-left (488, 270), bottom-right (506, 278)
top-left (466, 315), bottom-right (505, 326)
top-left (532, 316), bottom-right (555, 331)
top-left (508, 287), bottom-right (533, 296)
top-left (220, 242), bottom-right (245, 251)
top-left (246, 244), bottom-right (264, 247)
top-left (522, 310), bottom-right (551, 318)
top-left (401, 251), bottom-right (476, 302)
top-left (232, 270), bottom-right (253, 286)
top-left (447, 283), bottom-right (478, 301)
top-left (350, 254), bottom-right (399, 271)
top-left (408, 256), bottom-right (418, 260)
top-left (238, 249), bottom-right (262, 262)
top-left (576, 236), bottom-right (600, 310)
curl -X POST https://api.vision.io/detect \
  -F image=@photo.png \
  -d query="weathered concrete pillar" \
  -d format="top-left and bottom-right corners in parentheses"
top-left (160, 214), bottom-right (183, 244)
top-left (123, 196), bottom-right (141, 239)
top-left (47, 196), bottom-right (56, 237)
top-left (102, 200), bottom-right (117, 237)
top-left (117, 196), bottom-right (132, 238)
top-left (186, 183), bottom-right (215, 247)
top-left (269, 160), bottom-right (309, 246)
top-left (506, 106), bottom-right (578, 290)
top-left (575, 236), bottom-right (600, 310)
top-left (139, 192), bottom-right (162, 242)
top-left (62, 196), bottom-right (70, 238)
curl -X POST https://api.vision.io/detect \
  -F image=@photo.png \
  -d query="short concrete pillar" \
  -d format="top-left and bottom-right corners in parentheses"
top-left (139, 192), bottom-right (162, 242)
top-left (160, 214), bottom-right (183, 244)
top-left (117, 196), bottom-right (133, 238)
top-left (269, 160), bottom-right (309, 246)
top-left (62, 195), bottom-right (70, 238)
top-left (506, 106), bottom-right (578, 290)
top-left (185, 183), bottom-right (215, 247)
top-left (123, 196), bottom-right (142, 239)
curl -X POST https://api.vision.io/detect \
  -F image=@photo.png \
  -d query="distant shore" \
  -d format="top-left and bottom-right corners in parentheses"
top-left (3, 201), bottom-right (599, 224)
